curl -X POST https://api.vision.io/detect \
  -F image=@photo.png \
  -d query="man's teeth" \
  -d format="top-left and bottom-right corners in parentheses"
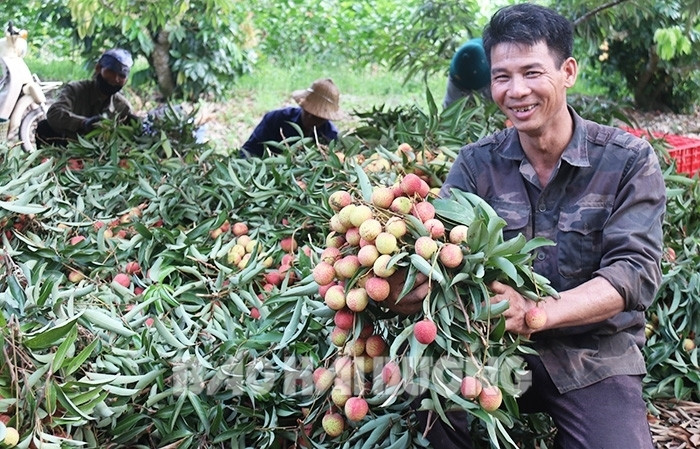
top-left (513, 105), bottom-right (535, 112)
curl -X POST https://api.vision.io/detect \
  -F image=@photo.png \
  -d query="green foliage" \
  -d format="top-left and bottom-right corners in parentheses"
top-left (570, 0), bottom-right (700, 112)
top-left (643, 146), bottom-right (700, 403)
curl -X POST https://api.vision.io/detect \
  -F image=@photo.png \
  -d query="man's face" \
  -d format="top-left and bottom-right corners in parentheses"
top-left (489, 41), bottom-right (577, 136)
top-left (300, 109), bottom-right (327, 129)
top-left (98, 66), bottom-right (129, 88)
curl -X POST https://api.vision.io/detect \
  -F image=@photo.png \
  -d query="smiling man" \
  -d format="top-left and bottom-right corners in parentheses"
top-left (36, 48), bottom-right (139, 148)
top-left (384, 3), bottom-right (665, 448)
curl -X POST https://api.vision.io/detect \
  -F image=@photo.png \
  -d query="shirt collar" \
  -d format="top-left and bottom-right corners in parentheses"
top-left (498, 106), bottom-right (591, 168)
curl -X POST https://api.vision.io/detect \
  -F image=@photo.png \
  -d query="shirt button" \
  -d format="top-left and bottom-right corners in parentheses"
top-left (537, 253), bottom-right (546, 261)
top-left (538, 204), bottom-right (546, 212)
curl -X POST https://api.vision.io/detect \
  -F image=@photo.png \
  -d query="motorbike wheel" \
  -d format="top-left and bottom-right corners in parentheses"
top-left (19, 107), bottom-right (44, 152)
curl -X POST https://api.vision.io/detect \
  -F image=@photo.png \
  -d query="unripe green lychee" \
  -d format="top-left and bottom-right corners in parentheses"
top-left (350, 204), bottom-right (373, 227)
top-left (359, 219), bottom-right (382, 242)
top-left (375, 232), bottom-right (398, 254)
top-left (3, 426), bottom-right (19, 447)
top-left (330, 326), bottom-right (350, 346)
top-left (373, 254), bottom-right (397, 278)
top-left (385, 217), bottom-right (407, 239)
top-left (415, 236), bottom-right (438, 260)
top-left (390, 196), bottom-right (413, 214)
top-left (414, 319), bottom-right (437, 344)
top-left (324, 284), bottom-right (346, 310)
top-left (322, 412), bottom-right (345, 437)
top-left (338, 204), bottom-right (357, 227)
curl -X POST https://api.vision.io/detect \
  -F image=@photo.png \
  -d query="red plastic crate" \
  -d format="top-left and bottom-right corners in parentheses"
top-left (621, 126), bottom-right (700, 176)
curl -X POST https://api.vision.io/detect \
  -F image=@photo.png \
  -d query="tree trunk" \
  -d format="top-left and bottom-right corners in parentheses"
top-left (634, 46), bottom-right (660, 110)
top-left (152, 30), bottom-right (175, 100)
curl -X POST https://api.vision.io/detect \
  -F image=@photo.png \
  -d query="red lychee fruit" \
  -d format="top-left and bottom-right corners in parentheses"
top-left (329, 190), bottom-right (353, 212)
top-left (322, 412), bottom-right (345, 437)
top-left (312, 261), bottom-right (336, 286)
top-left (423, 218), bottom-right (445, 238)
top-left (460, 376), bottom-right (483, 400)
top-left (365, 335), bottom-right (388, 357)
top-left (411, 201), bottom-right (436, 222)
top-left (69, 235), bottom-right (86, 245)
top-left (344, 227), bottom-right (361, 246)
top-left (232, 221), bottom-right (248, 236)
top-left (371, 186), bottom-right (395, 209)
top-left (280, 237), bottom-right (297, 253)
top-left (449, 225), bottom-right (469, 244)
top-left (334, 255), bottom-right (361, 280)
top-left (400, 173), bottom-right (423, 196)
top-left (365, 276), bottom-right (390, 302)
top-left (381, 361), bottom-right (402, 387)
top-left (250, 308), bottom-right (261, 319)
top-left (113, 273), bottom-right (131, 288)
top-left (439, 243), bottom-right (464, 268)
top-left (125, 261), bottom-right (141, 275)
top-left (414, 319), bottom-right (437, 344)
top-left (344, 397), bottom-right (369, 422)
top-left (525, 307), bottom-right (547, 330)
top-left (334, 308), bottom-right (355, 330)
top-left (346, 287), bottom-right (369, 312)
top-left (478, 385), bottom-right (503, 412)
top-left (357, 244), bottom-right (380, 267)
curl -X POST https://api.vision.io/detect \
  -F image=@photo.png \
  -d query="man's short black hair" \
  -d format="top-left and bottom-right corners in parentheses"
top-left (482, 3), bottom-right (573, 67)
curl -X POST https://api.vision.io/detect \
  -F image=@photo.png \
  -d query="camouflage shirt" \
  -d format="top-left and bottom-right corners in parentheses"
top-left (440, 107), bottom-right (666, 393)
top-left (46, 78), bottom-right (133, 140)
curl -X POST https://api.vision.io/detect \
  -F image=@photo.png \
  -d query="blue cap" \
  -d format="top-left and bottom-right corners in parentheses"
top-left (98, 48), bottom-right (133, 77)
top-left (449, 38), bottom-right (490, 91)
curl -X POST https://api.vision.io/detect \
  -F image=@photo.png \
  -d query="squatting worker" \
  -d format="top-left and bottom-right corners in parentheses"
top-left (442, 37), bottom-right (491, 109)
top-left (385, 4), bottom-right (665, 448)
top-left (240, 78), bottom-right (344, 158)
top-left (36, 48), bottom-right (138, 148)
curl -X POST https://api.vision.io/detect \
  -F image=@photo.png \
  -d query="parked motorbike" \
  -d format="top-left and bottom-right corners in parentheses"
top-left (0, 21), bottom-right (61, 152)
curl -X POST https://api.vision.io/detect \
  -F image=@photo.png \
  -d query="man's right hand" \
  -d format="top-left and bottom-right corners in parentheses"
top-left (82, 115), bottom-right (103, 132)
top-left (383, 269), bottom-right (430, 315)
